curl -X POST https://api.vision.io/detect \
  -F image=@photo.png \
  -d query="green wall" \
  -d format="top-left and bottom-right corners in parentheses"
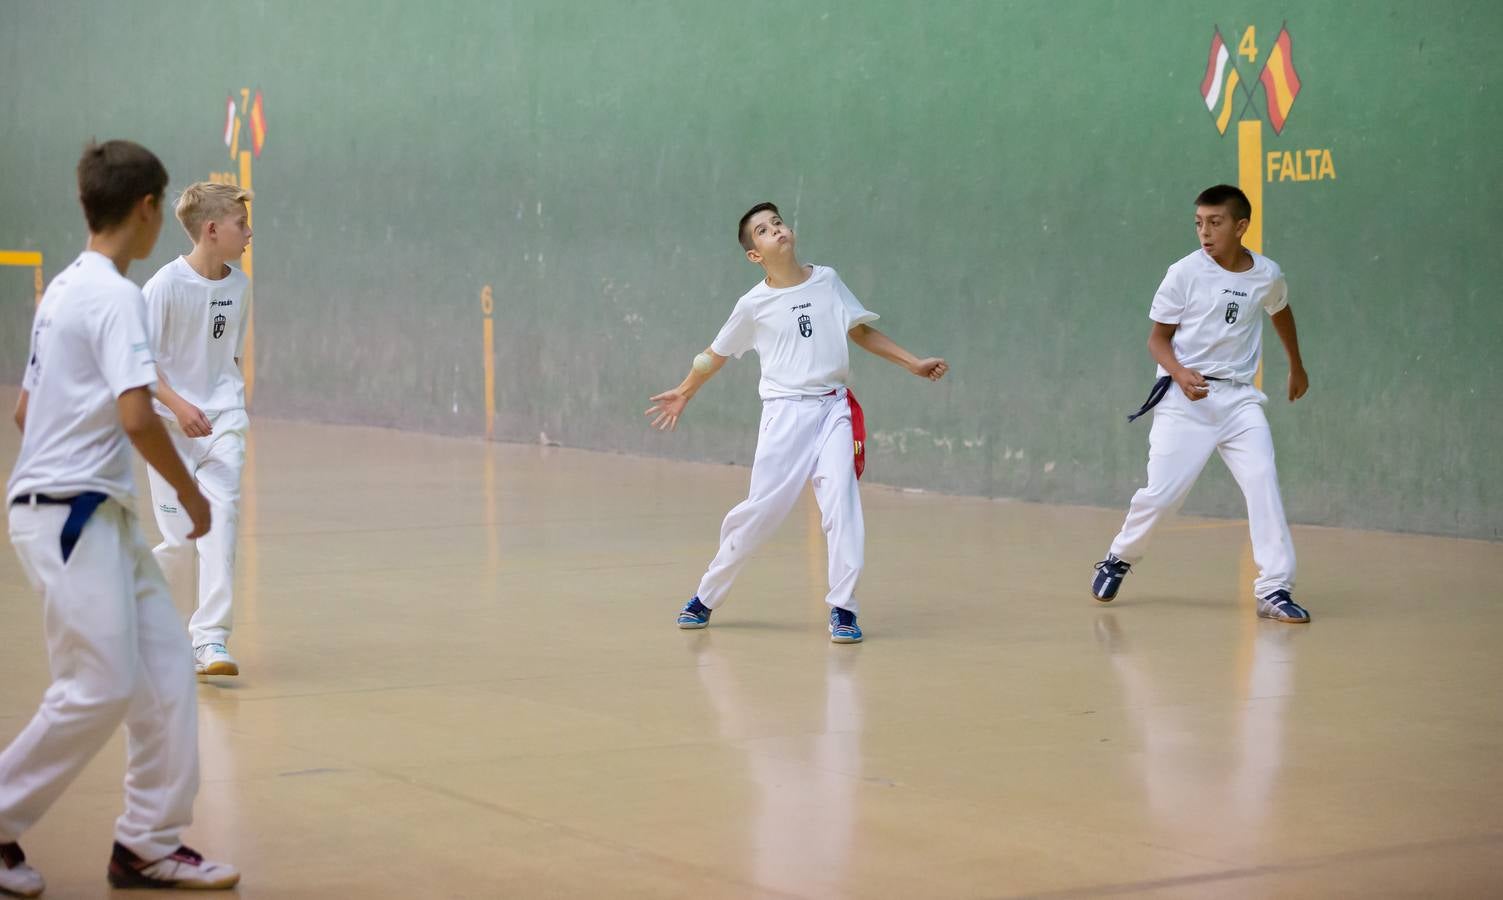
top-left (3, 1), bottom-right (1500, 538)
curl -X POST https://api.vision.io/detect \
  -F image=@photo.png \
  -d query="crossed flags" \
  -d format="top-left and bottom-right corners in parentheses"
top-left (1201, 24), bottom-right (1302, 135)
top-left (222, 90), bottom-right (267, 158)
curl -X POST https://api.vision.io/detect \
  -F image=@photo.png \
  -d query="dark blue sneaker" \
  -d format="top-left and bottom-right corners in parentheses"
top-left (1257, 590), bottom-right (1310, 623)
top-left (829, 607), bottom-right (863, 643)
top-left (677, 596), bottom-right (711, 629)
top-left (1092, 554), bottom-right (1132, 602)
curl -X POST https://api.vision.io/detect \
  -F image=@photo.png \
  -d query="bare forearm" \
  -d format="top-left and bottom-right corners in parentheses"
top-left (1270, 307), bottom-right (1305, 370)
top-left (677, 349), bottom-right (728, 399)
top-left (1148, 331), bottom-right (1187, 375)
top-left (119, 388), bottom-right (193, 494)
top-left (850, 325), bottom-right (919, 371)
top-left (153, 368), bottom-right (188, 413)
top-left (13, 389), bottom-right (28, 432)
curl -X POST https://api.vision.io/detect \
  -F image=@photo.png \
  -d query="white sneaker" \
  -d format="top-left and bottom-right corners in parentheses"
top-left (194, 643), bottom-right (239, 677)
top-left (108, 843), bottom-right (240, 890)
top-left (0, 842), bottom-right (45, 898)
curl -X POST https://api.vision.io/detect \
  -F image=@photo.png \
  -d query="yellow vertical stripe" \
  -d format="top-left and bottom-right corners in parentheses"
top-left (239, 150), bottom-right (256, 406)
top-left (1237, 119), bottom-right (1265, 620)
top-left (1216, 70), bottom-right (1241, 134)
top-left (481, 286), bottom-right (496, 440)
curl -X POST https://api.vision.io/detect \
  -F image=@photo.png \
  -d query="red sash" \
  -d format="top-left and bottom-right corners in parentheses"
top-left (848, 390), bottom-right (866, 480)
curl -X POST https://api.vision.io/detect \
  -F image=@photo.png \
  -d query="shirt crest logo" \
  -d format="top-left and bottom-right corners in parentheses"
top-left (797, 313), bottom-right (812, 338)
top-left (1224, 301), bottom-right (1240, 324)
top-left (212, 313), bottom-right (227, 339)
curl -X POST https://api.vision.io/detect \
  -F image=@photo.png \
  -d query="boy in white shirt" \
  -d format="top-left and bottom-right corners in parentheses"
top-left (647, 202), bottom-right (949, 643)
top-left (0, 141), bottom-right (239, 895)
top-left (1091, 185), bottom-right (1312, 623)
top-left (142, 183), bottom-right (253, 677)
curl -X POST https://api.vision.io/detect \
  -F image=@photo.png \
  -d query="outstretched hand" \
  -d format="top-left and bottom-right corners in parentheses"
top-left (910, 358), bottom-right (949, 381)
top-left (645, 389), bottom-right (690, 431)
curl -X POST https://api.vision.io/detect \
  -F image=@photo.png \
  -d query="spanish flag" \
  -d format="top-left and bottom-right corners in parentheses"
top-left (1259, 27), bottom-right (1302, 134)
top-left (249, 90), bottom-right (267, 158)
top-left (1201, 29), bottom-right (1240, 135)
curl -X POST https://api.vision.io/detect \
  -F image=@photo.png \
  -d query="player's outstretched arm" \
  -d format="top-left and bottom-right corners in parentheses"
top-left (119, 386), bottom-right (211, 538)
top-left (1269, 306), bottom-right (1309, 402)
top-left (848, 324), bottom-right (948, 381)
top-left (1148, 321), bottom-right (1210, 402)
top-left (645, 348), bottom-right (728, 432)
top-left (13, 389), bottom-right (28, 432)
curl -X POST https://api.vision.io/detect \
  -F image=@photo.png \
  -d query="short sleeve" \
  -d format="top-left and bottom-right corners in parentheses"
top-left (94, 290), bottom-right (158, 397)
top-left (1148, 268), bottom-right (1185, 324)
top-left (142, 273), bottom-right (168, 352)
top-left (709, 297), bottom-right (756, 359)
top-left (1262, 276), bottom-right (1289, 315)
top-left (833, 272), bottom-right (879, 330)
top-left (20, 311), bottom-right (41, 391)
top-left (236, 281), bottom-right (252, 359)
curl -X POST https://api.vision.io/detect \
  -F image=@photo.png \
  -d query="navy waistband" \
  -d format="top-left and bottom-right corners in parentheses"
top-left (11, 491), bottom-right (110, 562)
top-left (1126, 375), bottom-right (1231, 422)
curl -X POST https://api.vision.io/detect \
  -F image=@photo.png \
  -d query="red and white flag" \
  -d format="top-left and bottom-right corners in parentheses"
top-left (223, 95), bottom-right (237, 146)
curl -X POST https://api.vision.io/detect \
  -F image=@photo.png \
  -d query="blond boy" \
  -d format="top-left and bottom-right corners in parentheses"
top-left (142, 183), bottom-right (254, 676)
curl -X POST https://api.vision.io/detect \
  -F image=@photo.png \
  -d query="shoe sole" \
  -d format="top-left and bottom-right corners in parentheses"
top-left (677, 621), bottom-right (709, 630)
top-left (828, 628), bottom-right (863, 644)
top-left (1258, 611), bottom-right (1311, 624)
top-left (196, 662), bottom-right (239, 677)
top-left (1093, 591), bottom-right (1115, 603)
top-left (107, 871), bottom-right (241, 890)
top-left (0, 879), bottom-right (44, 898)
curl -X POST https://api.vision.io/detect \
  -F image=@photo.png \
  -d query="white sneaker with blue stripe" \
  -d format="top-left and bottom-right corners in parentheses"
top-left (829, 607), bottom-right (863, 643)
top-left (1257, 590), bottom-right (1311, 623)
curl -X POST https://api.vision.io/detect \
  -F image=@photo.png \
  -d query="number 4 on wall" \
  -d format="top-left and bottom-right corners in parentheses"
top-left (1239, 26), bottom-right (1258, 63)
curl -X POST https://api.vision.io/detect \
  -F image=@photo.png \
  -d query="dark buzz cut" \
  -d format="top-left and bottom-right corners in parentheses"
top-left (77, 139), bottom-right (169, 233)
top-left (737, 201), bottom-right (780, 251)
top-left (1195, 184), bottom-right (1252, 223)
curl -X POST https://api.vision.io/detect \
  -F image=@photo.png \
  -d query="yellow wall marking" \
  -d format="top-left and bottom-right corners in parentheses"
top-left (481, 285), bottom-right (496, 440)
top-left (0, 250), bottom-right (44, 305)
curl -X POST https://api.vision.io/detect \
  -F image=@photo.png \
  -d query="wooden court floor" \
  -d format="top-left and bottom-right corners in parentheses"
top-left (1, 397), bottom-right (1500, 898)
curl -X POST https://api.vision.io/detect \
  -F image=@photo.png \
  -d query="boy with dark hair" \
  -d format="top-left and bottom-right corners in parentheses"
top-left (1092, 184), bottom-right (1312, 623)
top-left (0, 140), bottom-right (239, 895)
top-left (648, 202), bottom-right (949, 643)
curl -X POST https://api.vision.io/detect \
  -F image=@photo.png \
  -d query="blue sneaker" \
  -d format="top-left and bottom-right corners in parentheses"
top-left (1092, 554), bottom-right (1132, 601)
top-left (1257, 590), bottom-right (1310, 623)
top-left (677, 596), bottom-right (711, 629)
top-left (829, 607), bottom-right (863, 643)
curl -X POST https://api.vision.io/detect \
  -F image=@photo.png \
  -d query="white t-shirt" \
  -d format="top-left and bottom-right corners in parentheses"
top-left (7, 251), bottom-right (158, 505)
top-left (1148, 248), bottom-right (1289, 384)
top-left (143, 256), bottom-right (251, 416)
top-left (710, 265), bottom-right (879, 400)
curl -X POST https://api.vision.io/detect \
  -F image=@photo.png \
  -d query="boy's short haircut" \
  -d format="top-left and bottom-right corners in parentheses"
top-left (176, 181), bottom-right (254, 241)
top-left (737, 201), bottom-right (780, 251)
top-left (1195, 184), bottom-right (1252, 223)
top-left (76, 140), bottom-right (169, 233)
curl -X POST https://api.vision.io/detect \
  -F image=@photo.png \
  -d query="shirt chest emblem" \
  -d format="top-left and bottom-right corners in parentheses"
top-left (790, 301), bottom-right (814, 338)
top-left (1218, 288), bottom-right (1248, 324)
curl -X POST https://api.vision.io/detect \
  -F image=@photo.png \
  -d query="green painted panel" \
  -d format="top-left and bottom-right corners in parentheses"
top-left (2, 1), bottom-right (1499, 537)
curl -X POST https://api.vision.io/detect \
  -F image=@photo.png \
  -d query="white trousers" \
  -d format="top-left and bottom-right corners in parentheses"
top-left (0, 499), bottom-right (199, 860)
top-left (146, 409), bottom-right (247, 648)
top-left (1109, 381), bottom-right (1296, 598)
top-left (697, 390), bottom-right (864, 612)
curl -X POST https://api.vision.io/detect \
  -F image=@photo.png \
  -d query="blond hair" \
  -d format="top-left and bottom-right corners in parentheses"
top-left (175, 182), bottom-right (253, 241)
